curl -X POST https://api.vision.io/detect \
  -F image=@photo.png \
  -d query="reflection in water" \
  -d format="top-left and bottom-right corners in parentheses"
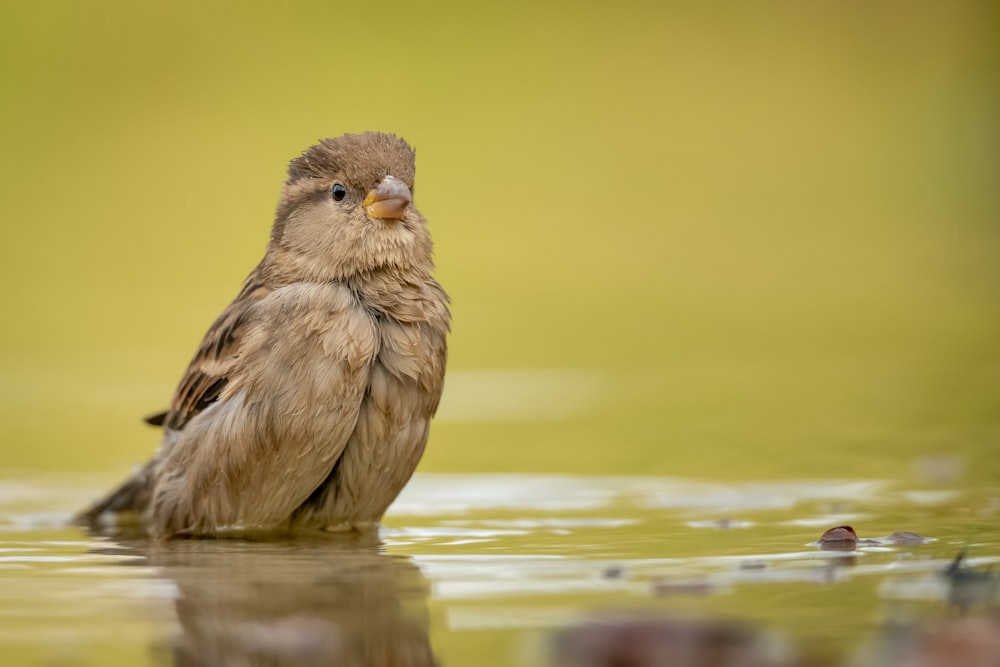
top-left (94, 533), bottom-right (436, 667)
top-left (3, 474), bottom-right (998, 666)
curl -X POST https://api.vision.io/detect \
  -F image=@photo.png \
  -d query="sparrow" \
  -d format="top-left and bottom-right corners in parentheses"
top-left (78, 132), bottom-right (450, 538)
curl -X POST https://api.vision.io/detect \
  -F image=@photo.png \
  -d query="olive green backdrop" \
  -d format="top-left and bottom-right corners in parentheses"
top-left (2, 1), bottom-right (998, 486)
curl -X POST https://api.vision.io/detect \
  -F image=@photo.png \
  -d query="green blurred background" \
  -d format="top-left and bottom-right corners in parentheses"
top-left (1, 1), bottom-right (998, 485)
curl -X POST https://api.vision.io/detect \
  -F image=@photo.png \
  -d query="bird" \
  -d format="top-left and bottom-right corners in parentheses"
top-left (78, 132), bottom-right (450, 539)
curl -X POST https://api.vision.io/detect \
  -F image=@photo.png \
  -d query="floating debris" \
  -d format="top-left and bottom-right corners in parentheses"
top-left (944, 550), bottom-right (999, 612)
top-left (814, 526), bottom-right (932, 551)
top-left (818, 525), bottom-right (858, 551)
top-left (881, 531), bottom-right (932, 546)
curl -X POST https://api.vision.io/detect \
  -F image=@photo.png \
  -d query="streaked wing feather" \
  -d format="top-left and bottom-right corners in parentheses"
top-left (144, 411), bottom-right (167, 426)
top-left (162, 271), bottom-right (272, 431)
top-left (147, 281), bottom-right (378, 536)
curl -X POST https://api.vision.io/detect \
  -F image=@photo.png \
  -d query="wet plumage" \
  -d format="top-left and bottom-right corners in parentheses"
top-left (79, 132), bottom-right (450, 538)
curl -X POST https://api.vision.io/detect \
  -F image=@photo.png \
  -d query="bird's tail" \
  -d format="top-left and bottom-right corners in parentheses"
top-left (75, 462), bottom-right (156, 526)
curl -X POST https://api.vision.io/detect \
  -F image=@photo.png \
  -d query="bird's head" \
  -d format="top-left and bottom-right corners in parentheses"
top-left (268, 132), bottom-right (434, 282)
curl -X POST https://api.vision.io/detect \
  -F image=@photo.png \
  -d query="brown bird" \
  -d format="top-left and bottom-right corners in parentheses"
top-left (79, 132), bottom-right (450, 538)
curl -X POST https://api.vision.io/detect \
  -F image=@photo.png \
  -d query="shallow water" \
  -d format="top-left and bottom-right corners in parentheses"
top-left (3, 2), bottom-right (999, 666)
top-left (2, 473), bottom-right (997, 666)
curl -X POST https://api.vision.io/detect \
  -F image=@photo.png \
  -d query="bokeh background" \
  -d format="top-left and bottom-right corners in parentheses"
top-left (2, 1), bottom-right (998, 486)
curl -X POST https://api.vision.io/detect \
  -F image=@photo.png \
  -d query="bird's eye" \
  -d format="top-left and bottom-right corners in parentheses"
top-left (331, 183), bottom-right (347, 202)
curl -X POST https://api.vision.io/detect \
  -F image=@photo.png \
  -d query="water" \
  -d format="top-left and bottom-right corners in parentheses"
top-left (2, 2), bottom-right (999, 666)
top-left (2, 473), bottom-right (996, 666)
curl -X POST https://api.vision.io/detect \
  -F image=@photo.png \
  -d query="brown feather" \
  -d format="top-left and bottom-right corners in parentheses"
top-left (144, 411), bottom-right (167, 427)
top-left (162, 271), bottom-right (271, 431)
top-left (79, 132), bottom-right (450, 538)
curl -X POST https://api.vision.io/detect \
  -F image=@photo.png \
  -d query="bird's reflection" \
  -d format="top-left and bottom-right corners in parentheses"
top-left (94, 531), bottom-right (437, 667)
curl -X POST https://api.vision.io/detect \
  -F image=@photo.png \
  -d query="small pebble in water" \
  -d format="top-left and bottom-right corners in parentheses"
top-left (818, 525), bottom-right (858, 551)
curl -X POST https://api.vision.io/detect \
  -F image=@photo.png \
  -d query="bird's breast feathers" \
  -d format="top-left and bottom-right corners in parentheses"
top-left (237, 281), bottom-right (446, 411)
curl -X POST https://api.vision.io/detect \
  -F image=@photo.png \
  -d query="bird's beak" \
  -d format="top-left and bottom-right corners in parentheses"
top-left (363, 175), bottom-right (412, 221)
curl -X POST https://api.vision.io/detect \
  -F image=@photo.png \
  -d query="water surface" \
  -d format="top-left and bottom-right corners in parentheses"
top-left (2, 472), bottom-right (996, 666)
top-left (2, 2), bottom-right (998, 666)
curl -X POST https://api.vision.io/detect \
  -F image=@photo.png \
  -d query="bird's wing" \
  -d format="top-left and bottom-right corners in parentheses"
top-left (147, 281), bottom-right (379, 536)
top-left (76, 272), bottom-right (273, 525)
top-left (160, 274), bottom-right (273, 432)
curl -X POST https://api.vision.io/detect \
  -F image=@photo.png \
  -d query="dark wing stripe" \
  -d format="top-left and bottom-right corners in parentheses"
top-left (211, 311), bottom-right (242, 359)
top-left (144, 411), bottom-right (168, 426)
top-left (159, 266), bottom-right (272, 432)
top-left (193, 377), bottom-right (229, 413)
